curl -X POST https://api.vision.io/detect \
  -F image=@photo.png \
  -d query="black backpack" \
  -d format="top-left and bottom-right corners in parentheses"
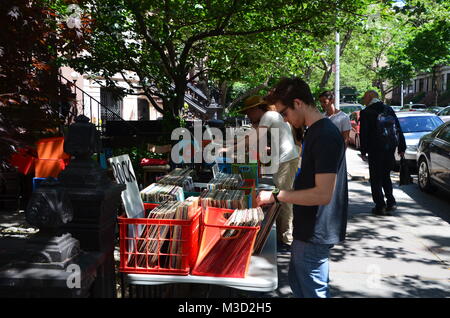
top-left (376, 105), bottom-right (399, 151)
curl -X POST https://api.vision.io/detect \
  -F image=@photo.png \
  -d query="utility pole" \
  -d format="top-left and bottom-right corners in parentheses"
top-left (401, 82), bottom-right (404, 108)
top-left (334, 31), bottom-right (340, 110)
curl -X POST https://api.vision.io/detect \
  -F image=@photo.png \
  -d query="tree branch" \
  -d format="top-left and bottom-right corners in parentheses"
top-left (178, 0), bottom-right (239, 74)
top-left (126, 0), bottom-right (177, 80)
top-left (187, 68), bottom-right (212, 83)
top-left (227, 78), bottom-right (271, 109)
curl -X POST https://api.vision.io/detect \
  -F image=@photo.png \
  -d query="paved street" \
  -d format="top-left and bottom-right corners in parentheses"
top-left (260, 147), bottom-right (450, 298)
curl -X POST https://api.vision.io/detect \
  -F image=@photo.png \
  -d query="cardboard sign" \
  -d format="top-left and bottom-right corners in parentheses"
top-left (108, 154), bottom-right (145, 219)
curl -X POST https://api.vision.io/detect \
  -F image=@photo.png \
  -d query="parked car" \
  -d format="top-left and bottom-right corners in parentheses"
top-left (338, 103), bottom-right (364, 115)
top-left (425, 106), bottom-right (444, 114)
top-left (349, 110), bottom-right (361, 149)
top-left (400, 103), bottom-right (427, 112)
top-left (437, 106), bottom-right (450, 122)
top-left (416, 121), bottom-right (450, 193)
top-left (390, 105), bottom-right (402, 112)
top-left (394, 112), bottom-right (444, 170)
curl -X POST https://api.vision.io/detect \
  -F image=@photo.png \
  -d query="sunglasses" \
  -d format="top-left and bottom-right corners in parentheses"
top-left (279, 106), bottom-right (289, 118)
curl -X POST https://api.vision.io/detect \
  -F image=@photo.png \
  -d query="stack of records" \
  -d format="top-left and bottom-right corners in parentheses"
top-left (253, 203), bottom-right (281, 255)
top-left (154, 168), bottom-right (195, 191)
top-left (207, 173), bottom-right (244, 190)
top-left (140, 183), bottom-right (184, 202)
top-left (157, 175), bottom-right (195, 191)
top-left (167, 167), bottom-right (194, 177)
top-left (222, 207), bottom-right (265, 237)
top-left (130, 197), bottom-right (199, 269)
top-left (199, 189), bottom-right (247, 210)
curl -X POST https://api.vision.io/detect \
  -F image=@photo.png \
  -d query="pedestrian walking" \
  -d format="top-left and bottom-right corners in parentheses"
top-left (359, 90), bottom-right (406, 215)
top-left (319, 90), bottom-right (352, 146)
top-left (256, 77), bottom-right (348, 298)
top-left (239, 95), bottom-right (300, 246)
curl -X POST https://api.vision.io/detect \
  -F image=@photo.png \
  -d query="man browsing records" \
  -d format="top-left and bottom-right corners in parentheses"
top-left (238, 95), bottom-right (299, 246)
top-left (257, 77), bottom-right (348, 298)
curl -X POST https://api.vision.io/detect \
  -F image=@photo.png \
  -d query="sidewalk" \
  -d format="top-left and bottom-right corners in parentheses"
top-left (328, 148), bottom-right (449, 297)
top-left (329, 180), bottom-right (450, 297)
top-left (1, 149), bottom-right (449, 298)
top-left (258, 147), bottom-right (450, 298)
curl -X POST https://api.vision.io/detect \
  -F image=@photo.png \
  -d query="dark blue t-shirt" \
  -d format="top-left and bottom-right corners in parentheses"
top-left (293, 118), bottom-right (348, 244)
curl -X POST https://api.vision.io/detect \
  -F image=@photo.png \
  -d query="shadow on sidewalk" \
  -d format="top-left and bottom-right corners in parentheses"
top-left (396, 183), bottom-right (450, 224)
top-left (330, 274), bottom-right (450, 298)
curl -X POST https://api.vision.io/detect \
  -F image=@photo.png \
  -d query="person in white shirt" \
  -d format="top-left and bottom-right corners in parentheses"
top-left (319, 91), bottom-right (351, 146)
top-left (239, 95), bottom-right (299, 246)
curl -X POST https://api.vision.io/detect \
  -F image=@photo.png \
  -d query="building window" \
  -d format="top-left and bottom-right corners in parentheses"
top-left (419, 79), bottom-right (424, 92)
top-left (138, 98), bottom-right (150, 120)
top-left (100, 88), bottom-right (123, 121)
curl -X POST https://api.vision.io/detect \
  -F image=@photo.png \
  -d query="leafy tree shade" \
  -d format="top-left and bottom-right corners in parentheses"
top-left (0, 0), bottom-right (90, 166)
top-left (381, 0), bottom-right (450, 104)
top-left (71, 0), bottom-right (370, 121)
top-left (406, 20), bottom-right (450, 72)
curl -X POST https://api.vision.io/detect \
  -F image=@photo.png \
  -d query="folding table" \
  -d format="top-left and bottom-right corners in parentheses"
top-left (122, 226), bottom-right (278, 295)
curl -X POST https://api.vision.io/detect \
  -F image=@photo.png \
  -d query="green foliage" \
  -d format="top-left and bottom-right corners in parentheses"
top-left (405, 19), bottom-right (450, 72)
top-left (0, 0), bottom-right (90, 165)
top-left (70, 0), bottom-right (371, 116)
top-left (382, 0), bottom-right (450, 85)
top-left (113, 145), bottom-right (166, 184)
top-left (410, 91), bottom-right (426, 103)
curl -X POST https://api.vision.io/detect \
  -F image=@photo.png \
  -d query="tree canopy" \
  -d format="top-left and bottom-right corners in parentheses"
top-left (381, 0), bottom-right (450, 88)
top-left (70, 0), bottom-right (372, 119)
top-left (0, 0), bottom-right (90, 165)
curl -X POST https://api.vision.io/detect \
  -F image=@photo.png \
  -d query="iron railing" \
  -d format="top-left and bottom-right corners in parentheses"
top-left (58, 73), bottom-right (138, 135)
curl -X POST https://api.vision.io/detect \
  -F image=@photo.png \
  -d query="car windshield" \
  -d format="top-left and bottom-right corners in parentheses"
top-left (398, 116), bottom-right (443, 133)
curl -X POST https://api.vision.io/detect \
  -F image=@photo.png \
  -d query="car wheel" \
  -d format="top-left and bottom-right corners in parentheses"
top-left (418, 158), bottom-right (435, 193)
top-left (355, 134), bottom-right (360, 149)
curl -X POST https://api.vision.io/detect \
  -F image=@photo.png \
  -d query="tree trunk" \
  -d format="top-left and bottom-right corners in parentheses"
top-left (318, 29), bottom-right (353, 92)
top-left (432, 66), bottom-right (438, 107)
top-left (319, 68), bottom-right (333, 92)
top-left (173, 78), bottom-right (188, 119)
top-left (219, 81), bottom-right (228, 107)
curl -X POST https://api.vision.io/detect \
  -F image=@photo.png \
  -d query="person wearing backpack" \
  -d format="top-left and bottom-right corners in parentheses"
top-left (359, 90), bottom-right (406, 216)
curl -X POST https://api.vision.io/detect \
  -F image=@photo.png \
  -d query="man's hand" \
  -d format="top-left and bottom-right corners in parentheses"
top-left (398, 152), bottom-right (405, 158)
top-left (360, 153), bottom-right (368, 162)
top-left (256, 191), bottom-right (275, 206)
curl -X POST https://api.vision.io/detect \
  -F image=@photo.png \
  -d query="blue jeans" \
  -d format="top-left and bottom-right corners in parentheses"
top-left (289, 240), bottom-right (333, 298)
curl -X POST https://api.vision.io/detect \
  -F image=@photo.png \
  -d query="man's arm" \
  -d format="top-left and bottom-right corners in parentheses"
top-left (359, 110), bottom-right (368, 156)
top-left (256, 173), bottom-right (337, 206)
top-left (391, 109), bottom-right (406, 155)
top-left (341, 113), bottom-right (352, 147)
top-left (342, 130), bottom-right (350, 147)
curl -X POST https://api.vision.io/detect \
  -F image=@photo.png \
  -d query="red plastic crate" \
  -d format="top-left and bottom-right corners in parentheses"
top-left (9, 151), bottom-right (35, 175)
top-left (118, 204), bottom-right (201, 276)
top-left (192, 207), bottom-right (259, 278)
